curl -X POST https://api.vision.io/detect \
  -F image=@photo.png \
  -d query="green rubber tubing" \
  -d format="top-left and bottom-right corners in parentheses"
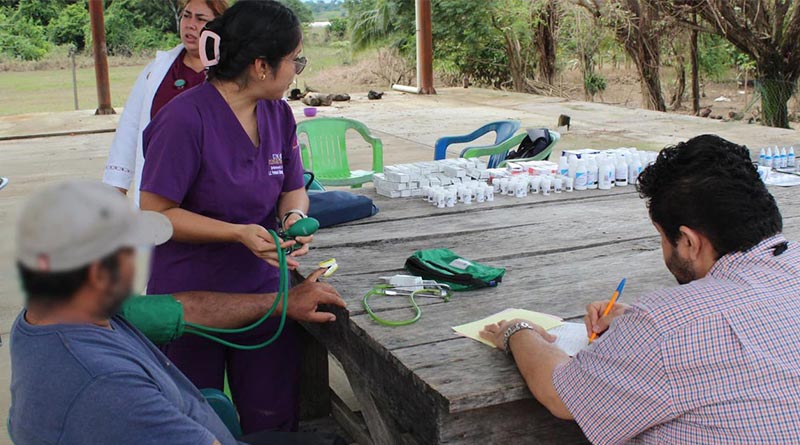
top-left (183, 230), bottom-right (289, 350)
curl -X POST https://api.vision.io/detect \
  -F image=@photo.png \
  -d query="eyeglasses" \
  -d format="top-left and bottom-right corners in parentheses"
top-left (292, 56), bottom-right (307, 75)
top-left (257, 55), bottom-right (307, 75)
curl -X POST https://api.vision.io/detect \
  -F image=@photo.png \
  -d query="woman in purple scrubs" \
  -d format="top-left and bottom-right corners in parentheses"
top-left (139, 1), bottom-right (310, 434)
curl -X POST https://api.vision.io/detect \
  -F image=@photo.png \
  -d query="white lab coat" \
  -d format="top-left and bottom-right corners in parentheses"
top-left (102, 45), bottom-right (186, 205)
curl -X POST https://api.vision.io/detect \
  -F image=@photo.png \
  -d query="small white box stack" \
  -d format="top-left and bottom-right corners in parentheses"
top-left (373, 158), bottom-right (488, 198)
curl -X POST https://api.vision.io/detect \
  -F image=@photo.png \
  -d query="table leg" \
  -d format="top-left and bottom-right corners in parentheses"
top-left (342, 364), bottom-right (418, 445)
top-left (298, 326), bottom-right (331, 420)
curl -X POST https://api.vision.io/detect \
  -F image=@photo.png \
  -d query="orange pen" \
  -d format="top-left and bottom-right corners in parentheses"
top-left (589, 278), bottom-right (626, 343)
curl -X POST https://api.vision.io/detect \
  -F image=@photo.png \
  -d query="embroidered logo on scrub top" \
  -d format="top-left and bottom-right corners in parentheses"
top-left (269, 153), bottom-right (284, 176)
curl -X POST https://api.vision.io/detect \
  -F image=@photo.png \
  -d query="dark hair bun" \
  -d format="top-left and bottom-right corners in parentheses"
top-left (204, 0), bottom-right (301, 82)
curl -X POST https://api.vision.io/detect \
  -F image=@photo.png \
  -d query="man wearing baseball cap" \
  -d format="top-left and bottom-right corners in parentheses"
top-left (9, 180), bottom-right (346, 445)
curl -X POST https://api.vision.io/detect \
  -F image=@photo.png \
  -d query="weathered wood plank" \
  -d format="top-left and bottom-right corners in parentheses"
top-left (312, 192), bottom-right (643, 247)
top-left (330, 186), bottom-right (639, 228)
top-left (349, 237), bottom-right (672, 352)
top-left (439, 398), bottom-right (588, 444)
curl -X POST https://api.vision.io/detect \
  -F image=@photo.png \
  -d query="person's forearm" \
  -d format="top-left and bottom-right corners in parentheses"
top-left (278, 188), bottom-right (309, 222)
top-left (174, 291), bottom-right (280, 328)
top-left (508, 331), bottom-right (574, 420)
top-left (163, 207), bottom-right (243, 244)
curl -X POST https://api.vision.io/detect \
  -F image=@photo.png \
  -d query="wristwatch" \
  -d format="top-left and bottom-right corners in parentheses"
top-left (281, 209), bottom-right (307, 228)
top-left (503, 321), bottom-right (534, 356)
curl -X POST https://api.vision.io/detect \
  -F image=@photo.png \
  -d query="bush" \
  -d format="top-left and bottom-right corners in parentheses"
top-left (0, 10), bottom-right (51, 60)
top-left (48, 2), bottom-right (89, 50)
top-left (14, 0), bottom-right (59, 26)
top-left (584, 73), bottom-right (607, 95)
top-left (329, 17), bottom-right (347, 40)
top-left (131, 26), bottom-right (180, 52)
top-left (102, 5), bottom-right (137, 56)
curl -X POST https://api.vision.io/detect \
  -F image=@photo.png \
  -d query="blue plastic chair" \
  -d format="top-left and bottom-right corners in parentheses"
top-left (201, 388), bottom-right (243, 438)
top-left (434, 120), bottom-right (521, 166)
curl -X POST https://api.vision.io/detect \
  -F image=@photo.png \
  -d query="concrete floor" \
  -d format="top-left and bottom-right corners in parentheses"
top-left (1, 87), bottom-right (798, 443)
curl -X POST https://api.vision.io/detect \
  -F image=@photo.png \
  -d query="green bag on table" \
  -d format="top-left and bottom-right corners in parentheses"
top-left (120, 294), bottom-right (185, 345)
top-left (405, 249), bottom-right (505, 291)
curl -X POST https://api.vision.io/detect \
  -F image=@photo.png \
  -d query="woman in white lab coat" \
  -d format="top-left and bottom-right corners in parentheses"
top-left (102, 0), bottom-right (228, 203)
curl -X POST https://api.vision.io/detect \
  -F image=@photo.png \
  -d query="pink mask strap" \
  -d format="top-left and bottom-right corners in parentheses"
top-left (199, 30), bottom-right (221, 67)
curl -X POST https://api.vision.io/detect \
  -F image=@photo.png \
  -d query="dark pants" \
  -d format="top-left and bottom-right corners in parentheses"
top-left (163, 317), bottom-right (302, 434)
top-left (241, 432), bottom-right (347, 445)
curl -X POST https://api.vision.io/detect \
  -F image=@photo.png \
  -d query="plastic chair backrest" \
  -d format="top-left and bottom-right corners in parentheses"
top-left (497, 130), bottom-right (561, 167)
top-left (461, 132), bottom-right (528, 166)
top-left (434, 120), bottom-right (520, 160)
top-left (297, 118), bottom-right (374, 180)
top-left (200, 388), bottom-right (243, 438)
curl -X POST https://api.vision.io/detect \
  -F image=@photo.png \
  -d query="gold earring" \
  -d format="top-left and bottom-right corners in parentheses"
top-left (259, 73), bottom-right (267, 81)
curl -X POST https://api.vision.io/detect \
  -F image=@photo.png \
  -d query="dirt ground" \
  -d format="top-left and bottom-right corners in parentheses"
top-left (301, 56), bottom-right (800, 131)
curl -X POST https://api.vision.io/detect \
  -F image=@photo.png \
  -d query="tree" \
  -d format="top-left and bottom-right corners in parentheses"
top-left (532, 0), bottom-right (559, 85)
top-left (48, 2), bottom-right (89, 50)
top-left (662, 1), bottom-right (800, 128)
top-left (576, 0), bottom-right (667, 111)
top-left (13, 0), bottom-right (61, 26)
top-left (279, 0), bottom-right (314, 24)
top-left (0, 11), bottom-right (50, 59)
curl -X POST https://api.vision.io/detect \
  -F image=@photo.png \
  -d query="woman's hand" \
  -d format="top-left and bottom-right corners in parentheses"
top-left (284, 213), bottom-right (313, 258)
top-left (237, 224), bottom-right (299, 269)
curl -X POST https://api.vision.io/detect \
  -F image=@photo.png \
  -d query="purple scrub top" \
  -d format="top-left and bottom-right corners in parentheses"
top-left (141, 82), bottom-right (305, 295)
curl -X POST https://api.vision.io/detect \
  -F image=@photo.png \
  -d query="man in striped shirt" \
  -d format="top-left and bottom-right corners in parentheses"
top-left (481, 135), bottom-right (800, 444)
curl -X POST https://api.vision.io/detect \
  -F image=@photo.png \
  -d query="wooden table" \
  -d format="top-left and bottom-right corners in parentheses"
top-left (300, 184), bottom-right (799, 444)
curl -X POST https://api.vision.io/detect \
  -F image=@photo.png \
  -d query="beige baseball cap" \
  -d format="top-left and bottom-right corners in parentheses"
top-left (16, 180), bottom-right (173, 272)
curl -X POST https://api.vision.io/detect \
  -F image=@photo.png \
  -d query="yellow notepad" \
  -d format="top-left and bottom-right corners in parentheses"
top-left (452, 308), bottom-right (564, 347)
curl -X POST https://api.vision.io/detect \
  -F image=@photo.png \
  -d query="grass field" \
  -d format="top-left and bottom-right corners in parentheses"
top-left (0, 64), bottom-right (146, 115)
top-left (0, 39), bottom-right (351, 116)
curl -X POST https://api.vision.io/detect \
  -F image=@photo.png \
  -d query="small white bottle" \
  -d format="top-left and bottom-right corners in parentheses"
top-left (759, 148), bottom-right (766, 166)
top-left (628, 154), bottom-right (643, 185)
top-left (558, 155), bottom-right (569, 177)
top-left (780, 147), bottom-right (788, 168)
top-left (788, 147), bottom-right (796, 168)
top-left (553, 177), bottom-right (563, 193)
top-left (564, 176), bottom-right (574, 192)
top-left (530, 176), bottom-right (542, 194)
top-left (575, 159), bottom-right (588, 191)
top-left (514, 179), bottom-right (527, 198)
top-left (446, 189), bottom-right (456, 207)
top-left (568, 155), bottom-right (579, 180)
top-left (476, 185), bottom-right (486, 203)
top-left (615, 155), bottom-right (629, 187)
top-left (587, 157), bottom-right (599, 190)
top-left (598, 156), bottom-right (612, 190)
top-left (485, 183), bottom-right (494, 201)
top-left (541, 176), bottom-right (551, 196)
top-left (765, 147), bottom-right (773, 168)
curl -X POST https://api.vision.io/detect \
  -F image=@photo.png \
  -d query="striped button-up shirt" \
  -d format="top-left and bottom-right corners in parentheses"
top-left (553, 235), bottom-right (800, 444)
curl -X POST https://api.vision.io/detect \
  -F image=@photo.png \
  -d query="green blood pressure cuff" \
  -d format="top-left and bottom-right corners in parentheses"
top-left (120, 294), bottom-right (185, 345)
top-left (405, 249), bottom-right (506, 291)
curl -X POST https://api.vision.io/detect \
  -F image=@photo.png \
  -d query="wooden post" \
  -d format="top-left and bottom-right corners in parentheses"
top-left (88, 0), bottom-right (115, 115)
top-left (69, 45), bottom-right (79, 111)
top-left (415, 0), bottom-right (436, 95)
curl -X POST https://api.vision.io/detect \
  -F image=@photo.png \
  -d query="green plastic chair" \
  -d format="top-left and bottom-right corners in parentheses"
top-left (201, 388), bottom-right (243, 438)
top-left (296, 117), bottom-right (384, 188)
top-left (497, 130), bottom-right (561, 167)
